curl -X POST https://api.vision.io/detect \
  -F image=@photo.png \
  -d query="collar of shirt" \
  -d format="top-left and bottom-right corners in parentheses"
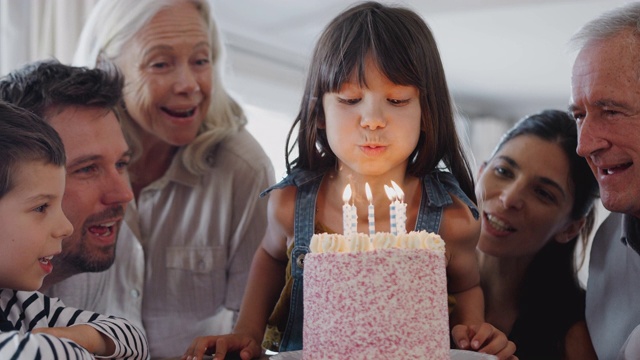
top-left (0, 292), bottom-right (15, 331)
top-left (144, 147), bottom-right (200, 192)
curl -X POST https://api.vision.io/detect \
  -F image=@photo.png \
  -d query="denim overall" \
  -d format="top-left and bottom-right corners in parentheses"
top-left (261, 168), bottom-right (479, 352)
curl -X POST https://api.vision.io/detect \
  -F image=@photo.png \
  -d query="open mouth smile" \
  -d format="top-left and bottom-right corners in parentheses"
top-left (601, 162), bottom-right (632, 175)
top-left (485, 213), bottom-right (516, 232)
top-left (88, 221), bottom-right (116, 237)
top-left (161, 107), bottom-right (196, 118)
top-left (39, 255), bottom-right (53, 265)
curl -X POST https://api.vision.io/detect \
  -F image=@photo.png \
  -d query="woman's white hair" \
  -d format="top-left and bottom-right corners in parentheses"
top-left (74, 0), bottom-right (246, 175)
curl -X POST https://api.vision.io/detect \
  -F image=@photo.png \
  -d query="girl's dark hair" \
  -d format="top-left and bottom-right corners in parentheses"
top-left (0, 101), bottom-right (66, 199)
top-left (286, 1), bottom-right (476, 202)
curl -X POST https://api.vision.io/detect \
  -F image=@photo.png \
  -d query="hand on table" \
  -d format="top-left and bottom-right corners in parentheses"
top-left (182, 333), bottom-right (262, 360)
top-left (452, 323), bottom-right (518, 360)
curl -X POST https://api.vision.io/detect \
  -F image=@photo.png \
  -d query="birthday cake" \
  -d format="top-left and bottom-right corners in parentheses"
top-left (303, 231), bottom-right (449, 360)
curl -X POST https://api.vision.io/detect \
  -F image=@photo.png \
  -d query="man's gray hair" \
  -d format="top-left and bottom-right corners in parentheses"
top-left (570, 2), bottom-right (640, 50)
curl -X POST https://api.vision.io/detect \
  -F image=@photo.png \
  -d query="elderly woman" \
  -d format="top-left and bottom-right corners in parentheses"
top-left (474, 110), bottom-right (598, 359)
top-left (70, 0), bottom-right (275, 357)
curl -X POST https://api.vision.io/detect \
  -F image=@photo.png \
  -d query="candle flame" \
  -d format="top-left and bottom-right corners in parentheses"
top-left (390, 181), bottom-right (404, 202)
top-left (384, 184), bottom-right (396, 201)
top-left (365, 183), bottom-right (373, 204)
top-left (342, 184), bottom-right (352, 204)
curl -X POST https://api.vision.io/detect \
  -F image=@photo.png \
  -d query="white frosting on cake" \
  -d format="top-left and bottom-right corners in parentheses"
top-left (309, 230), bottom-right (445, 253)
top-left (303, 231), bottom-right (449, 360)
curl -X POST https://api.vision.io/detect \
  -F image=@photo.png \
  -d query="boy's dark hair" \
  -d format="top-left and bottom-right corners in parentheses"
top-left (0, 101), bottom-right (66, 198)
top-left (0, 59), bottom-right (123, 121)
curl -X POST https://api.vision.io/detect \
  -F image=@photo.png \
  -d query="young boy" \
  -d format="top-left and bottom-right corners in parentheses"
top-left (0, 101), bottom-right (148, 359)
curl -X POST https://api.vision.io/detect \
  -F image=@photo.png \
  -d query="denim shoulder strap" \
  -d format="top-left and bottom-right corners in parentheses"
top-left (260, 168), bottom-right (324, 198)
top-left (279, 170), bottom-right (323, 351)
top-left (436, 171), bottom-right (479, 220)
top-left (415, 170), bottom-right (479, 234)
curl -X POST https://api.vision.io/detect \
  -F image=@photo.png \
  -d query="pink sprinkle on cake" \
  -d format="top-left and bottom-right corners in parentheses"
top-left (303, 231), bottom-right (449, 359)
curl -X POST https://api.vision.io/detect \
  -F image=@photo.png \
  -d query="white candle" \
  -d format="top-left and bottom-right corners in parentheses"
top-left (365, 183), bottom-right (375, 236)
top-left (350, 203), bottom-right (358, 236)
top-left (384, 184), bottom-right (397, 236)
top-left (342, 184), bottom-right (353, 236)
top-left (342, 184), bottom-right (357, 236)
top-left (391, 181), bottom-right (407, 234)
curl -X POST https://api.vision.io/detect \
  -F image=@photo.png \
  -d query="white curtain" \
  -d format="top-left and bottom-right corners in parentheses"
top-left (0, 0), bottom-right (97, 76)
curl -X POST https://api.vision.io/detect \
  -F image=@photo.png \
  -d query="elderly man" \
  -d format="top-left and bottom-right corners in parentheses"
top-left (569, 3), bottom-right (640, 359)
top-left (0, 60), bottom-right (136, 323)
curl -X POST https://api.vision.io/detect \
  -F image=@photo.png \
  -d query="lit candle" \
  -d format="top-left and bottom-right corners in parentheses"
top-left (384, 184), bottom-right (397, 235)
top-left (365, 183), bottom-right (375, 236)
top-left (391, 181), bottom-right (407, 234)
top-left (342, 184), bottom-right (358, 235)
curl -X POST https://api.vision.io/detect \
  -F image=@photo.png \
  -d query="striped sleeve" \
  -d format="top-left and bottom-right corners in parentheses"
top-left (42, 295), bottom-right (149, 359)
top-left (80, 317), bottom-right (148, 359)
top-left (0, 330), bottom-right (94, 359)
top-left (1, 290), bottom-right (149, 359)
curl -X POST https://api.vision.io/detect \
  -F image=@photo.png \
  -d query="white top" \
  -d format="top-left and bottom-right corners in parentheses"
top-left (586, 212), bottom-right (640, 360)
top-left (45, 128), bottom-right (275, 358)
top-left (0, 289), bottom-right (148, 359)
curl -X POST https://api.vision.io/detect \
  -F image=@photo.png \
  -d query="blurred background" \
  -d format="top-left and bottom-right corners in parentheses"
top-left (1, 0), bottom-right (629, 280)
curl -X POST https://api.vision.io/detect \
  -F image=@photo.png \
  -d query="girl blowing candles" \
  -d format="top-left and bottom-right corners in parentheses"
top-left (184, 2), bottom-right (515, 359)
